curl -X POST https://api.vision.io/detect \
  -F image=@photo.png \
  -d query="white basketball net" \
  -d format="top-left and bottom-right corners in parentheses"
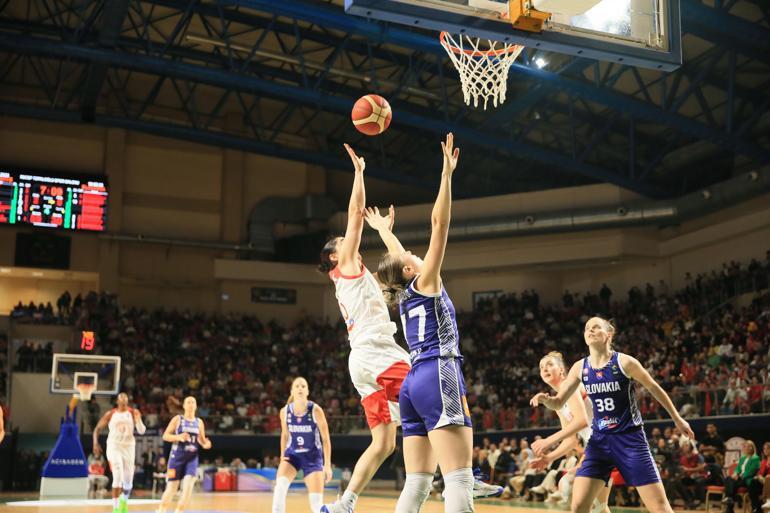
top-left (440, 32), bottom-right (525, 110)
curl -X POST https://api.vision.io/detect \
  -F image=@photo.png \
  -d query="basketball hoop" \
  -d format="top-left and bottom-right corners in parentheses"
top-left (440, 31), bottom-right (525, 109)
top-left (75, 383), bottom-right (95, 402)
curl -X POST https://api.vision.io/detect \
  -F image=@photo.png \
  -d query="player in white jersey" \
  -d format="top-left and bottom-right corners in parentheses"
top-left (93, 393), bottom-right (146, 513)
top-left (529, 352), bottom-right (612, 512)
top-left (318, 144), bottom-right (411, 513)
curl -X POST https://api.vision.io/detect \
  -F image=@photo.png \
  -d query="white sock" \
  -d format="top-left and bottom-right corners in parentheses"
top-left (592, 500), bottom-right (609, 513)
top-left (395, 472), bottom-right (433, 513)
top-left (340, 490), bottom-right (358, 510)
top-left (272, 476), bottom-right (291, 513)
top-left (113, 497), bottom-right (119, 508)
top-left (443, 467), bottom-right (474, 513)
top-left (308, 492), bottom-right (323, 513)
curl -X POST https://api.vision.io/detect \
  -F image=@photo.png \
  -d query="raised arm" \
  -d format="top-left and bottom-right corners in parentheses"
top-left (337, 144), bottom-right (366, 275)
top-left (314, 405), bottom-right (333, 483)
top-left (619, 353), bottom-right (695, 439)
top-left (364, 205), bottom-right (405, 255)
top-left (530, 388), bottom-right (588, 462)
top-left (530, 360), bottom-right (583, 411)
top-left (92, 410), bottom-right (114, 456)
top-left (197, 419), bottom-right (212, 450)
top-left (416, 133), bottom-right (459, 294)
top-left (162, 415), bottom-right (187, 444)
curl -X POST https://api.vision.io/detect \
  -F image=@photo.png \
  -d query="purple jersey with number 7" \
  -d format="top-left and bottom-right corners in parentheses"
top-left (399, 277), bottom-right (461, 365)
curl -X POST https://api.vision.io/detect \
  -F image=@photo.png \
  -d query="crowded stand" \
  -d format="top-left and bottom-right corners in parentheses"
top-left (3, 254), bottom-right (770, 510)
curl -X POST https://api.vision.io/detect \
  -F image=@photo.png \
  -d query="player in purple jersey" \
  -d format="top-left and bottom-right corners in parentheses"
top-left (373, 133), bottom-right (475, 513)
top-left (272, 377), bottom-right (332, 513)
top-left (530, 316), bottom-right (695, 513)
top-left (157, 396), bottom-right (212, 513)
top-left (529, 351), bottom-right (611, 512)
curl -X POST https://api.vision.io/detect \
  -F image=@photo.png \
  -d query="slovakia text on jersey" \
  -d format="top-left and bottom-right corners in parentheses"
top-left (581, 352), bottom-right (643, 434)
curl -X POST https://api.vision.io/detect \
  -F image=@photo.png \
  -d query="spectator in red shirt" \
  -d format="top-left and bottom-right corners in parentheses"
top-left (751, 442), bottom-right (770, 513)
top-left (679, 441), bottom-right (707, 508)
top-left (748, 377), bottom-right (763, 414)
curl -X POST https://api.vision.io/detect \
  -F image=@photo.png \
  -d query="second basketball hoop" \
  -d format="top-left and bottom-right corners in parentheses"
top-left (440, 31), bottom-right (525, 110)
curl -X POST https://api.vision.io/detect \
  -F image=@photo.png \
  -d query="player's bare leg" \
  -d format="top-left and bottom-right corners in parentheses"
top-left (635, 482), bottom-right (675, 513)
top-left (157, 479), bottom-right (180, 513)
top-left (175, 475), bottom-right (196, 513)
top-left (321, 421), bottom-right (397, 513)
top-left (272, 460), bottom-right (298, 513)
top-left (394, 435), bottom-right (436, 513)
top-left (571, 476), bottom-right (607, 513)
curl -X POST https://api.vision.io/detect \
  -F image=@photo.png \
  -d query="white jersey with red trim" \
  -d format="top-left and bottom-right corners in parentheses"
top-left (107, 409), bottom-right (136, 446)
top-left (559, 387), bottom-right (593, 444)
top-left (329, 265), bottom-right (399, 349)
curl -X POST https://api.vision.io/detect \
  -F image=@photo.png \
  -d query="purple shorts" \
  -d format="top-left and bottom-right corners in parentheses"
top-left (284, 451), bottom-right (324, 477)
top-left (167, 450), bottom-right (198, 481)
top-left (576, 427), bottom-right (661, 487)
top-left (400, 357), bottom-right (472, 437)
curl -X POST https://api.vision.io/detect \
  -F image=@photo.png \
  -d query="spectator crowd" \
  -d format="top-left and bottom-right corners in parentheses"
top-left (464, 423), bottom-right (770, 513)
top-left (5, 252), bottom-right (770, 435)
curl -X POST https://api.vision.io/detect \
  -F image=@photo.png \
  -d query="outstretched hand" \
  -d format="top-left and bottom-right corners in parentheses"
top-left (531, 438), bottom-right (550, 457)
top-left (364, 206), bottom-right (394, 232)
top-left (344, 143), bottom-right (365, 174)
top-left (529, 456), bottom-right (550, 471)
top-left (441, 132), bottom-right (460, 175)
top-left (530, 392), bottom-right (558, 411)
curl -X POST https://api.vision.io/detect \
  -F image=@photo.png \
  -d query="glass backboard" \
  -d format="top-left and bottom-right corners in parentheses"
top-left (50, 353), bottom-right (121, 395)
top-left (344, 0), bottom-right (682, 71)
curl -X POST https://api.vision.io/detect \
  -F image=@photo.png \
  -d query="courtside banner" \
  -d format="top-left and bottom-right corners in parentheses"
top-left (41, 407), bottom-right (88, 478)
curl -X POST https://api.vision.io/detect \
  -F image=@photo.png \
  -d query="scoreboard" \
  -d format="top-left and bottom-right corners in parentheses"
top-left (0, 170), bottom-right (108, 232)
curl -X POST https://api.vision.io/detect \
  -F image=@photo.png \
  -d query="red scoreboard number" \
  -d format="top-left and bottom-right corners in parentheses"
top-left (80, 331), bottom-right (95, 351)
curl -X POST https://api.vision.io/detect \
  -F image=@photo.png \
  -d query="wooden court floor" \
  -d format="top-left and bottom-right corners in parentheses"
top-left (0, 491), bottom-right (655, 513)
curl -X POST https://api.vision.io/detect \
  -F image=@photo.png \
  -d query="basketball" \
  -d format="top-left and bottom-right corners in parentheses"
top-left (351, 94), bottom-right (392, 136)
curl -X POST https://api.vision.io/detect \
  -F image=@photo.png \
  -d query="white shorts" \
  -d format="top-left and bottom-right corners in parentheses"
top-left (106, 443), bottom-right (135, 489)
top-left (349, 342), bottom-right (410, 429)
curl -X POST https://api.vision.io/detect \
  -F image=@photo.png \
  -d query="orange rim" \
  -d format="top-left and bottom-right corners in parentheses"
top-left (440, 31), bottom-right (524, 58)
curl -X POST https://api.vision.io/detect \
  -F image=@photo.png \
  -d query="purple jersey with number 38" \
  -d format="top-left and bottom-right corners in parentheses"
top-left (581, 351), bottom-right (643, 434)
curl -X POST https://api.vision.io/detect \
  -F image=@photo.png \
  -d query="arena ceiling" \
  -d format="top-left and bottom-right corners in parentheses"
top-left (0, 0), bottom-right (769, 199)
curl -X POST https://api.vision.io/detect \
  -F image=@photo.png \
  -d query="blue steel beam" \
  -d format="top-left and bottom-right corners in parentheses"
top-left (225, 0), bottom-right (770, 166)
top-left (125, 2), bottom-right (770, 154)
top-left (681, 0), bottom-right (770, 58)
top-left (0, 32), bottom-right (660, 196)
top-left (80, 0), bottom-right (131, 122)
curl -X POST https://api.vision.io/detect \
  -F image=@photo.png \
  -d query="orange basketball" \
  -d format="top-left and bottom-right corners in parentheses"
top-left (351, 94), bottom-right (392, 136)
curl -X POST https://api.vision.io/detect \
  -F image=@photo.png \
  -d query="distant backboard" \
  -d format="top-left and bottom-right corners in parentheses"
top-left (344, 0), bottom-right (682, 71)
top-left (50, 354), bottom-right (121, 396)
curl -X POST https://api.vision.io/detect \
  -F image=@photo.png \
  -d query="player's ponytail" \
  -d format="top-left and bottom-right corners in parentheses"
top-left (377, 253), bottom-right (409, 306)
top-left (318, 238), bottom-right (340, 274)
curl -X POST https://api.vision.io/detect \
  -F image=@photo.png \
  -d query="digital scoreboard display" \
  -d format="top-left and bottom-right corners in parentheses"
top-left (0, 170), bottom-right (108, 232)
